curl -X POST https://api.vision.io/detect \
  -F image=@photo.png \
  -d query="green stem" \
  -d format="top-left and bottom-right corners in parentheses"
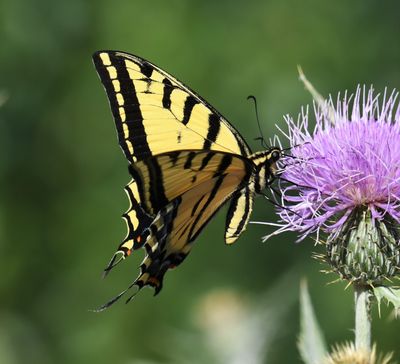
top-left (354, 283), bottom-right (371, 351)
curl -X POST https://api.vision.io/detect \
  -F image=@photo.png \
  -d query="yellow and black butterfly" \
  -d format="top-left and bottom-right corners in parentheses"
top-left (93, 50), bottom-right (282, 309)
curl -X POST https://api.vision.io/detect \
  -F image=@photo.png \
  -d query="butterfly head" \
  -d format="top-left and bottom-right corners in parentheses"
top-left (267, 147), bottom-right (282, 175)
top-left (250, 147), bottom-right (282, 192)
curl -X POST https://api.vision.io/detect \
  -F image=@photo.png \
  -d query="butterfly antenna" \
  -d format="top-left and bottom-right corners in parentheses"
top-left (269, 185), bottom-right (282, 198)
top-left (247, 95), bottom-right (268, 149)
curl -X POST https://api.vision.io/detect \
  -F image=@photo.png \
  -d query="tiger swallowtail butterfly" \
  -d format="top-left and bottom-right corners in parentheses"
top-left (92, 50), bottom-right (282, 310)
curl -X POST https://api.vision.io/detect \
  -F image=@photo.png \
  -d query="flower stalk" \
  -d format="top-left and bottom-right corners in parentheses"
top-left (354, 283), bottom-right (372, 352)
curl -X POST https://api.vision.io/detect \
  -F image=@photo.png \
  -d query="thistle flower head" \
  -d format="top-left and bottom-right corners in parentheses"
top-left (271, 87), bottom-right (400, 283)
top-left (323, 342), bottom-right (393, 364)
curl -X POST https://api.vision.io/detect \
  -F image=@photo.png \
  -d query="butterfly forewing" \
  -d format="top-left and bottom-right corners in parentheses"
top-left (92, 51), bottom-right (251, 162)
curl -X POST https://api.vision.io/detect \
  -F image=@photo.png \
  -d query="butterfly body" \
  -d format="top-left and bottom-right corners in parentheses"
top-left (93, 50), bottom-right (281, 307)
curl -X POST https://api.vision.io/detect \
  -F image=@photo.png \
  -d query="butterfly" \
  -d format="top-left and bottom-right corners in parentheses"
top-left (92, 50), bottom-right (282, 309)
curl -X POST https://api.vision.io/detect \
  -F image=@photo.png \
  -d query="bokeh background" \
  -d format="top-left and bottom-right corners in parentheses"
top-left (1, 0), bottom-right (400, 363)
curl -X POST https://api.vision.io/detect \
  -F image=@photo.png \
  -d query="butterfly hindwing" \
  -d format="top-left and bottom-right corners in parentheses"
top-left (104, 150), bottom-right (252, 273)
top-left (123, 157), bottom-right (252, 299)
top-left (225, 184), bottom-right (255, 245)
top-left (92, 50), bottom-right (251, 162)
top-left (97, 152), bottom-right (252, 308)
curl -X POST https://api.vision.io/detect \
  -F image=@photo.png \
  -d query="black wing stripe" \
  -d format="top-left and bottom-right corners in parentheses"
top-left (128, 165), bottom-right (151, 214)
top-left (169, 151), bottom-right (180, 166)
top-left (93, 53), bottom-right (154, 161)
top-left (213, 154), bottom-right (232, 178)
top-left (144, 158), bottom-right (169, 212)
top-left (182, 96), bottom-right (199, 125)
top-left (188, 154), bottom-right (233, 241)
top-left (154, 198), bottom-right (181, 251)
top-left (92, 56), bottom-right (132, 160)
top-left (122, 184), bottom-right (153, 247)
top-left (235, 188), bottom-right (250, 235)
top-left (203, 113), bottom-right (221, 150)
top-left (183, 152), bottom-right (197, 169)
top-left (140, 61), bottom-right (153, 78)
top-left (188, 176), bottom-right (225, 242)
top-left (162, 78), bottom-right (173, 109)
top-left (232, 188), bottom-right (251, 237)
top-left (191, 194), bottom-right (206, 217)
top-left (114, 58), bottom-right (151, 160)
top-left (199, 152), bottom-right (215, 171)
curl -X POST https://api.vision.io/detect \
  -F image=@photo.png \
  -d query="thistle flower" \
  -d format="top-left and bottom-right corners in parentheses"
top-left (323, 342), bottom-right (393, 364)
top-left (269, 87), bottom-right (400, 284)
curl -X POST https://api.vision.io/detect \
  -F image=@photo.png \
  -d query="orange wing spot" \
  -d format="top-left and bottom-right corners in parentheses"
top-left (126, 249), bottom-right (132, 256)
top-left (148, 277), bottom-right (160, 287)
top-left (137, 236), bottom-right (142, 243)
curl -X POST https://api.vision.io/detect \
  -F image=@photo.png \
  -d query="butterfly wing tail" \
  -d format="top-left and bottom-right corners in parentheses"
top-left (95, 200), bottom-right (189, 310)
top-left (103, 179), bottom-right (153, 276)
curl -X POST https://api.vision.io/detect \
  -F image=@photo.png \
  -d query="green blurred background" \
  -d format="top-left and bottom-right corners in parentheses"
top-left (1, 0), bottom-right (400, 363)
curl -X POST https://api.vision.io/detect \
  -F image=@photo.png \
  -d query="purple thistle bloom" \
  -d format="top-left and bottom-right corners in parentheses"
top-left (271, 87), bottom-right (400, 239)
top-left (264, 86), bottom-right (400, 283)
